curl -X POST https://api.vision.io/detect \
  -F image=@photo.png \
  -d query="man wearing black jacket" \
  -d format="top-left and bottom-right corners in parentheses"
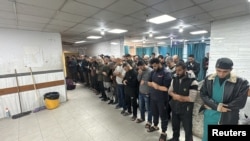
top-left (186, 54), bottom-right (200, 79)
top-left (147, 58), bottom-right (172, 141)
top-left (122, 62), bottom-right (139, 121)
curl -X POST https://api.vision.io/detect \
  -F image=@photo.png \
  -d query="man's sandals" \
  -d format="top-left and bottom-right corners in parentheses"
top-left (159, 133), bottom-right (167, 141)
top-left (147, 126), bottom-right (159, 132)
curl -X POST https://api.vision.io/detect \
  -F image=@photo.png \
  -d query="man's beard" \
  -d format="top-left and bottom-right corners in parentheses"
top-left (177, 73), bottom-right (185, 78)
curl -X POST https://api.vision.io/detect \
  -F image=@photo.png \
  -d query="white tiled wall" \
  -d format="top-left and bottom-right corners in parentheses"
top-left (209, 14), bottom-right (250, 123)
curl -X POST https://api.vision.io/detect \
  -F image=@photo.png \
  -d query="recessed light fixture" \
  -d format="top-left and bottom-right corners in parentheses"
top-left (179, 26), bottom-right (183, 33)
top-left (108, 29), bottom-right (127, 34)
top-left (75, 40), bottom-right (86, 44)
top-left (110, 42), bottom-right (118, 45)
top-left (147, 14), bottom-right (176, 24)
top-left (87, 36), bottom-right (102, 39)
top-left (149, 32), bottom-right (153, 37)
top-left (190, 30), bottom-right (208, 35)
top-left (100, 29), bottom-right (105, 35)
top-left (155, 36), bottom-right (168, 39)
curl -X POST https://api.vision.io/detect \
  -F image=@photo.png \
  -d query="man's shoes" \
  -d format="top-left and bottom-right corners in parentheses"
top-left (108, 100), bottom-right (113, 104)
top-left (121, 110), bottom-right (125, 114)
top-left (115, 105), bottom-right (121, 109)
top-left (167, 138), bottom-right (179, 141)
top-left (102, 98), bottom-right (108, 101)
top-left (159, 133), bottom-right (167, 141)
top-left (123, 112), bottom-right (132, 116)
top-left (131, 116), bottom-right (137, 121)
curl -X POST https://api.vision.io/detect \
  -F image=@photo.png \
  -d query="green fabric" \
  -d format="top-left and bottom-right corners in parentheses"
top-left (202, 76), bottom-right (224, 141)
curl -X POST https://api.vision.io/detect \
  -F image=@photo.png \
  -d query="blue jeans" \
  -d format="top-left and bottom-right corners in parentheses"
top-left (139, 93), bottom-right (152, 123)
top-left (117, 84), bottom-right (125, 109)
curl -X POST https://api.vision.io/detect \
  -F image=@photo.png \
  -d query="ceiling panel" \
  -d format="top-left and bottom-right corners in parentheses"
top-left (131, 8), bottom-right (163, 20)
top-left (81, 18), bottom-right (105, 27)
top-left (16, 0), bottom-right (66, 10)
top-left (44, 24), bottom-right (70, 32)
top-left (68, 24), bottom-right (97, 33)
top-left (171, 6), bottom-right (205, 19)
top-left (18, 21), bottom-right (45, 29)
top-left (0, 23), bottom-right (17, 29)
top-left (0, 1), bottom-right (14, 12)
top-left (75, 0), bottom-right (117, 8)
top-left (17, 3), bottom-right (56, 18)
top-left (199, 0), bottom-right (247, 11)
top-left (49, 19), bottom-right (77, 27)
top-left (93, 10), bottom-right (124, 22)
top-left (182, 13), bottom-right (213, 26)
top-left (18, 25), bottom-right (42, 31)
top-left (62, 30), bottom-right (82, 36)
top-left (153, 0), bottom-right (194, 13)
top-left (54, 11), bottom-right (86, 23)
top-left (18, 14), bottom-right (50, 24)
top-left (192, 0), bottom-right (211, 4)
top-left (113, 16), bottom-right (142, 26)
top-left (107, 0), bottom-right (146, 15)
top-left (0, 19), bottom-right (17, 25)
top-left (61, 1), bottom-right (100, 17)
top-left (209, 3), bottom-right (249, 18)
top-left (134, 0), bottom-right (166, 6)
top-left (0, 11), bottom-right (16, 20)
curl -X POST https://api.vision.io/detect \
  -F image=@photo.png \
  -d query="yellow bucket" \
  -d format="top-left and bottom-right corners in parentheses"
top-left (44, 99), bottom-right (59, 110)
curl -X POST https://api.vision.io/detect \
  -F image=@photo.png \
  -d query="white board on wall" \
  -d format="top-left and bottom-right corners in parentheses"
top-left (0, 29), bottom-right (63, 74)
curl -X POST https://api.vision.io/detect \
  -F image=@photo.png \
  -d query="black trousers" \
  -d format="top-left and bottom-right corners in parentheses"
top-left (97, 81), bottom-right (106, 98)
top-left (151, 99), bottom-right (168, 133)
top-left (171, 106), bottom-right (193, 141)
top-left (124, 86), bottom-right (138, 117)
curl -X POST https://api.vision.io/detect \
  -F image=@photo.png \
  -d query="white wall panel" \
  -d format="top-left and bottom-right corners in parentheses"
top-left (209, 14), bottom-right (250, 124)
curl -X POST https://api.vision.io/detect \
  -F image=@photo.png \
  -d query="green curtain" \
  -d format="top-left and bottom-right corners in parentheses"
top-left (136, 47), bottom-right (144, 57)
top-left (158, 46), bottom-right (171, 57)
top-left (187, 43), bottom-right (206, 81)
top-left (170, 44), bottom-right (184, 59)
top-left (136, 47), bottom-right (154, 57)
top-left (124, 46), bottom-right (129, 55)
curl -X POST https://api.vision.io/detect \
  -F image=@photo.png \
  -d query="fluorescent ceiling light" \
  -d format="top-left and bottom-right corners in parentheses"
top-left (87, 36), bottom-right (102, 39)
top-left (157, 42), bottom-right (166, 45)
top-left (110, 42), bottom-right (118, 45)
top-left (108, 29), bottom-right (127, 34)
top-left (213, 37), bottom-right (225, 40)
top-left (155, 36), bottom-right (168, 39)
top-left (147, 15), bottom-right (176, 24)
top-left (132, 40), bottom-right (142, 42)
top-left (190, 30), bottom-right (208, 35)
top-left (75, 40), bottom-right (86, 44)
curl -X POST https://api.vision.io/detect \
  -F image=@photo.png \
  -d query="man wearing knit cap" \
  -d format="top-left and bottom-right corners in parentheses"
top-left (199, 57), bottom-right (249, 141)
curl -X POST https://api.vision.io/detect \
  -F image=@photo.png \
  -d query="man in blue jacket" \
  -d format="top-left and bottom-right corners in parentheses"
top-left (147, 58), bottom-right (172, 141)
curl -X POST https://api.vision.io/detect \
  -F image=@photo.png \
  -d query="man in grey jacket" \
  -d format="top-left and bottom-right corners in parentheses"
top-left (136, 60), bottom-right (153, 129)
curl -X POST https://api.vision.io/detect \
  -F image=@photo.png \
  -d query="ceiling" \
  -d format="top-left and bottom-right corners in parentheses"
top-left (0, 0), bottom-right (250, 46)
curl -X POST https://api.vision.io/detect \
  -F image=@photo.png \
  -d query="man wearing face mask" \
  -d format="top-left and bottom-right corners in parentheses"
top-left (199, 57), bottom-right (249, 141)
top-left (168, 62), bottom-right (198, 141)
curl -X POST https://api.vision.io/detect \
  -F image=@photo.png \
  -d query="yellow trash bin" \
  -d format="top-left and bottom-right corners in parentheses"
top-left (44, 92), bottom-right (60, 110)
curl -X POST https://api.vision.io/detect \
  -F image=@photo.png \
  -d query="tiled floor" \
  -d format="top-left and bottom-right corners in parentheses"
top-left (0, 84), bottom-right (202, 141)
